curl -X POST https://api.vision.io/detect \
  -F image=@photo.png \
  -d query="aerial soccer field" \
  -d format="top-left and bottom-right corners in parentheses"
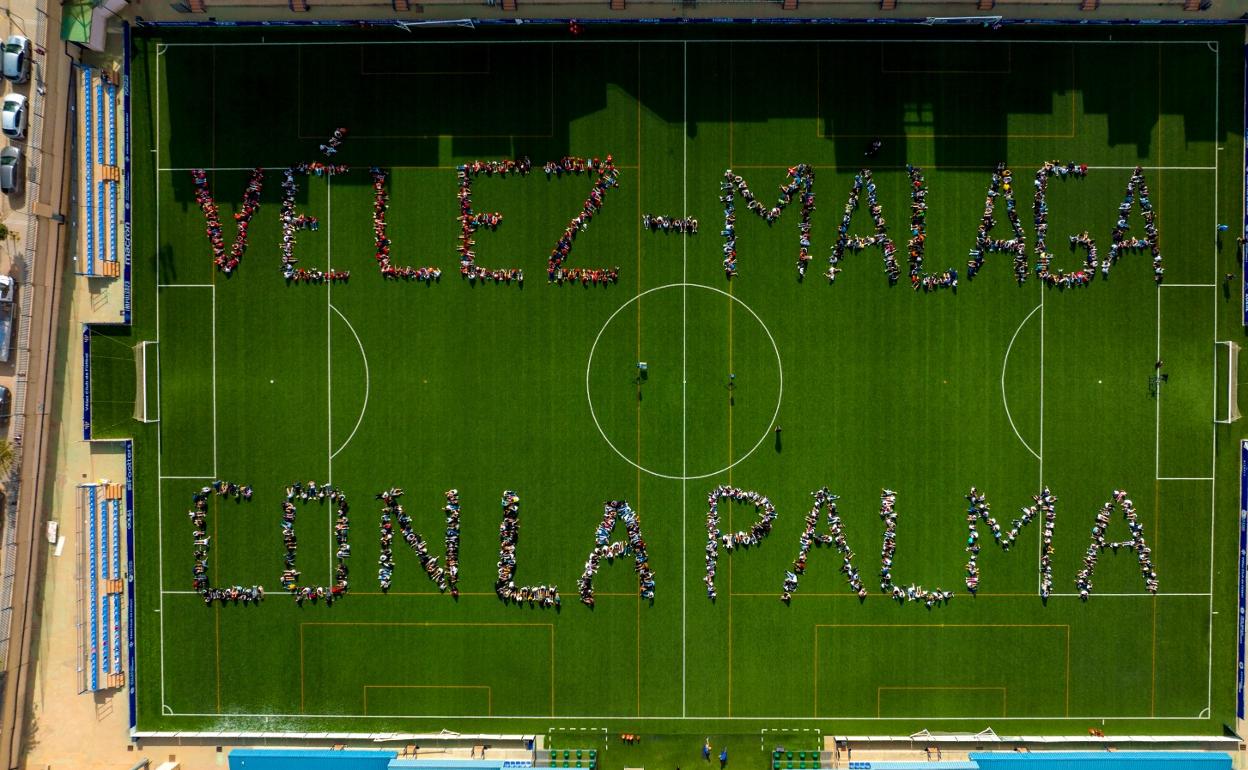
top-left (90, 24), bottom-right (1248, 735)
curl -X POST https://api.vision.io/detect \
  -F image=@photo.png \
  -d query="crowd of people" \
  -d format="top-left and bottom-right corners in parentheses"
top-left (371, 168), bottom-right (442, 282)
top-left (880, 490), bottom-right (954, 608)
top-left (964, 486), bottom-right (1056, 598)
top-left (1032, 161), bottom-right (1093, 288)
top-left (968, 163), bottom-right (1027, 282)
top-left (704, 486), bottom-right (777, 600)
top-left (577, 500), bottom-right (655, 606)
top-left (904, 165), bottom-right (959, 292)
top-left (457, 158), bottom-right (528, 285)
top-left (280, 165), bottom-right (351, 284)
top-left (319, 127), bottom-right (348, 157)
top-left (782, 487), bottom-right (866, 603)
top-left (642, 214), bottom-right (698, 234)
top-left (192, 168), bottom-right (264, 275)
top-left (1075, 489), bottom-right (1158, 599)
top-left (1104, 167), bottom-right (1163, 283)
top-left (280, 481), bottom-right (350, 603)
top-left (827, 169), bottom-right (898, 285)
top-left (1042, 231), bottom-right (1099, 289)
top-left (496, 491), bottom-right (560, 608)
top-left (377, 488), bottom-right (461, 594)
top-left (547, 156), bottom-right (620, 286)
top-left (719, 165), bottom-right (815, 278)
top-left (189, 481), bottom-right (262, 604)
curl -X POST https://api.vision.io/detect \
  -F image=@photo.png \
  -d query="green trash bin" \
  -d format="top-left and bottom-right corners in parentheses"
top-left (787, 752), bottom-right (794, 760)
top-left (590, 751), bottom-right (597, 760)
top-left (551, 752), bottom-right (558, 761)
top-left (564, 751), bottom-right (571, 760)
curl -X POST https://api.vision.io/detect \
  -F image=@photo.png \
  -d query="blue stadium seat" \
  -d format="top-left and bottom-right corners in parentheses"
top-left (86, 486), bottom-right (99, 690)
top-left (82, 69), bottom-right (96, 275)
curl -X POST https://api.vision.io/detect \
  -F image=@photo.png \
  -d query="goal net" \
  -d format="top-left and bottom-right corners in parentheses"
top-left (133, 341), bottom-right (159, 423)
top-left (1216, 340), bottom-right (1240, 424)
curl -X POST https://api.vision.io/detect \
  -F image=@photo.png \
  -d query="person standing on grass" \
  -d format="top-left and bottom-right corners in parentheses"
top-left (719, 748), bottom-right (728, 768)
top-left (703, 740), bottom-right (711, 761)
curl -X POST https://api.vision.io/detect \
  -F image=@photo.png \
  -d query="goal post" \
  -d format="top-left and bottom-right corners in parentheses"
top-left (133, 340), bottom-right (159, 423)
top-left (1216, 340), bottom-right (1240, 424)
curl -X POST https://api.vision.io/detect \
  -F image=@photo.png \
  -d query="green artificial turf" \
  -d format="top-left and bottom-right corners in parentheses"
top-left (96, 25), bottom-right (1247, 737)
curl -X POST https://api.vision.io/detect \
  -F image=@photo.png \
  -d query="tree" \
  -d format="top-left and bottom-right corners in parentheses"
top-left (0, 440), bottom-right (18, 479)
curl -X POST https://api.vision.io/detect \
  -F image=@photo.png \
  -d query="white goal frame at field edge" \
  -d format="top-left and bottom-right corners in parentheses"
top-left (1215, 340), bottom-right (1239, 424)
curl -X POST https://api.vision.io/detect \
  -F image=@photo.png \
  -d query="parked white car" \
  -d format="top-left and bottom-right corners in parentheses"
top-left (2, 36), bottom-right (30, 84)
top-left (1, 93), bottom-right (26, 139)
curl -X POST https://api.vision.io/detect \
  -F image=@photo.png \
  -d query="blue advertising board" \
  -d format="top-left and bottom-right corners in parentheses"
top-left (122, 22), bottom-right (132, 325)
top-left (81, 325), bottom-right (91, 440)
top-left (124, 439), bottom-right (136, 730)
top-left (1238, 439), bottom-right (1247, 718)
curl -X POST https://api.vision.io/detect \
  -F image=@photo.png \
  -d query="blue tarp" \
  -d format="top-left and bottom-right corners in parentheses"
top-left (230, 749), bottom-right (397, 770)
top-left (846, 763), bottom-right (977, 770)
top-left (972, 752), bottom-right (1232, 770)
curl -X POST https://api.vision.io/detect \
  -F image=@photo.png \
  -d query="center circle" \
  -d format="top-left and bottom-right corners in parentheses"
top-left (585, 283), bottom-right (784, 480)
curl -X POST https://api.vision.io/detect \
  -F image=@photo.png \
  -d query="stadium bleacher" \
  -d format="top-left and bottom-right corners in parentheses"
top-left (76, 65), bottom-right (124, 279)
top-left (78, 480), bottom-right (126, 692)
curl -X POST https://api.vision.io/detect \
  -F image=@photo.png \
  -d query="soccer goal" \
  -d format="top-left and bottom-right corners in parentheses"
top-left (133, 340), bottom-right (159, 423)
top-left (1215, 340), bottom-right (1240, 424)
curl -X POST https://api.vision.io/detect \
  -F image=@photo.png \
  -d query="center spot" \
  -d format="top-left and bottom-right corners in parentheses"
top-left (586, 283), bottom-right (783, 480)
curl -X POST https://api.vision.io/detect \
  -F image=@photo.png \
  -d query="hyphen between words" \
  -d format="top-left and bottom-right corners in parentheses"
top-left (190, 158), bottom-right (1161, 287)
top-left (190, 482), bottom-right (1156, 611)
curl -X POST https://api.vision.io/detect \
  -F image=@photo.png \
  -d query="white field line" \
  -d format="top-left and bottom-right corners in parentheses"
top-left (1157, 477), bottom-right (1214, 481)
top-left (157, 38), bottom-right (1222, 48)
top-left (212, 283), bottom-right (217, 478)
top-left (1001, 303), bottom-right (1042, 461)
top-left (1155, 280), bottom-right (1161, 480)
top-left (680, 39), bottom-right (688, 718)
top-left (329, 304), bottom-right (370, 461)
top-left (155, 42), bottom-right (166, 713)
top-left (1206, 45), bottom-right (1219, 713)
top-left (1162, 283), bottom-right (1217, 288)
top-left (163, 710), bottom-right (1211, 721)
top-left (159, 475), bottom-right (215, 480)
top-left (1050, 592), bottom-right (1211, 598)
top-left (327, 175), bottom-right (334, 583)
top-left (157, 283), bottom-right (214, 288)
top-left (1038, 265), bottom-right (1046, 595)
top-left (1090, 165), bottom-right (1216, 171)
